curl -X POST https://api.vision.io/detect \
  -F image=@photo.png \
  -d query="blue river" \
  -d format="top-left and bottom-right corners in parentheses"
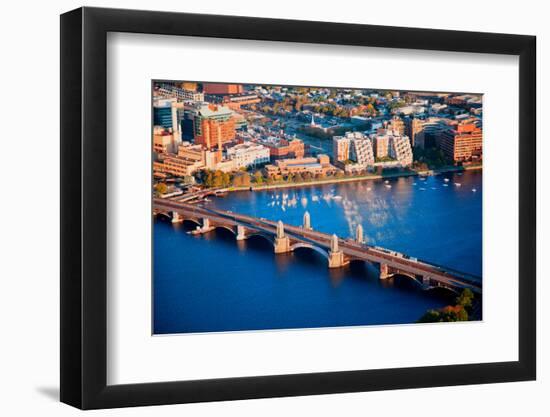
top-left (153, 170), bottom-right (482, 334)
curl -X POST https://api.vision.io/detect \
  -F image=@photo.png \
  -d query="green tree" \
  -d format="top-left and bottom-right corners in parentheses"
top-left (253, 171), bottom-right (264, 184)
top-left (456, 288), bottom-right (474, 310)
top-left (154, 182), bottom-right (168, 196)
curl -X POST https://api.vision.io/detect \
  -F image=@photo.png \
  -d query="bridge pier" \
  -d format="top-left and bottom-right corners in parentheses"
top-left (379, 263), bottom-right (393, 279)
top-left (274, 220), bottom-right (291, 253)
top-left (236, 225), bottom-right (247, 241)
top-left (328, 234), bottom-right (346, 268)
top-left (422, 275), bottom-right (431, 290)
top-left (171, 211), bottom-right (183, 223)
top-left (191, 217), bottom-right (215, 234)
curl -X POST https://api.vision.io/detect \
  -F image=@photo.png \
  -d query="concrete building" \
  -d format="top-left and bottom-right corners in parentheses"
top-left (374, 134), bottom-right (390, 158)
top-left (389, 135), bottom-right (414, 167)
top-left (153, 156), bottom-right (204, 177)
top-left (153, 126), bottom-right (180, 154)
top-left (203, 83), bottom-right (244, 95)
top-left (332, 132), bottom-right (375, 173)
top-left (263, 138), bottom-right (305, 160)
top-left (332, 135), bottom-right (352, 163)
top-left (265, 155), bottom-right (336, 178)
top-left (184, 103), bottom-right (237, 149)
top-left (388, 116), bottom-right (405, 135)
top-left (439, 120), bottom-right (483, 163)
top-left (226, 142), bottom-right (270, 169)
top-left (370, 130), bottom-right (413, 167)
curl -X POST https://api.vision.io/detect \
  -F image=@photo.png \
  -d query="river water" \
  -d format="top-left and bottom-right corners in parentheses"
top-left (153, 170), bottom-right (482, 334)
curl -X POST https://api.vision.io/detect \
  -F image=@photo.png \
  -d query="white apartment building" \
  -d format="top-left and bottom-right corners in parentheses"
top-left (226, 141), bottom-right (270, 169)
top-left (333, 132), bottom-right (375, 171)
top-left (389, 135), bottom-right (413, 167)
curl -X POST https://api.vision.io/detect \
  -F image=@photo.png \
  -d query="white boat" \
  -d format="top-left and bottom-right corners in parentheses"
top-left (443, 184), bottom-right (449, 187)
top-left (332, 195), bottom-right (343, 200)
top-left (454, 183), bottom-right (462, 187)
top-left (472, 188), bottom-right (477, 192)
top-left (385, 184), bottom-right (392, 189)
top-left (444, 178), bottom-right (450, 182)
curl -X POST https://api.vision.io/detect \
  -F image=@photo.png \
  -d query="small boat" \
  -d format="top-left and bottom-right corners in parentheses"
top-left (419, 187), bottom-right (426, 191)
top-left (384, 180), bottom-right (389, 184)
top-left (332, 195), bottom-right (343, 200)
top-left (444, 178), bottom-right (450, 182)
top-left (443, 184), bottom-right (449, 187)
top-left (412, 182), bottom-right (417, 186)
top-left (385, 184), bottom-right (392, 189)
top-left (454, 183), bottom-right (462, 187)
top-left (472, 188), bottom-right (477, 192)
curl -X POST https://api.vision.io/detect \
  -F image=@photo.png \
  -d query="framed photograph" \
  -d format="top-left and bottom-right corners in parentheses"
top-left (60, 6), bottom-right (536, 409)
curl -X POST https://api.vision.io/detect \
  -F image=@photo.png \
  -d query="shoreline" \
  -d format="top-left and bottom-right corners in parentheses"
top-left (224, 164), bottom-right (482, 193)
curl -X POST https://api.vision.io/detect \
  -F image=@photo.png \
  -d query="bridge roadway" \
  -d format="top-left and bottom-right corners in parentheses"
top-left (153, 198), bottom-right (482, 295)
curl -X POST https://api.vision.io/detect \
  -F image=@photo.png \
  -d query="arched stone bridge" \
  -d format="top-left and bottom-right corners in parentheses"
top-left (154, 198), bottom-right (482, 295)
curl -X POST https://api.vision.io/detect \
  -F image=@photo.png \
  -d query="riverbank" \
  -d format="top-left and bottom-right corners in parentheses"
top-left (224, 164), bottom-right (482, 193)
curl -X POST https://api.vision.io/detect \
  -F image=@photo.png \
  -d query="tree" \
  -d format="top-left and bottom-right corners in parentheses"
top-left (154, 183), bottom-right (168, 196)
top-left (253, 171), bottom-right (264, 184)
top-left (456, 288), bottom-right (474, 310)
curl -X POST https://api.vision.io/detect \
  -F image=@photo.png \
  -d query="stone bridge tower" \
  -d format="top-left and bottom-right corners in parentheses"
top-left (328, 234), bottom-right (345, 268)
top-left (274, 220), bottom-right (290, 253)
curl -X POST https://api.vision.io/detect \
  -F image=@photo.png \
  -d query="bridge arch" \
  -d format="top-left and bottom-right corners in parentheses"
top-left (389, 271), bottom-right (426, 289)
top-left (155, 211), bottom-right (172, 221)
top-left (290, 242), bottom-right (330, 261)
top-left (212, 225), bottom-right (237, 235)
top-left (246, 232), bottom-right (275, 246)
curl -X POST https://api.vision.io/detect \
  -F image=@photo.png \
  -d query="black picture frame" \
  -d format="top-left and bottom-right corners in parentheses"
top-left (60, 6), bottom-right (536, 410)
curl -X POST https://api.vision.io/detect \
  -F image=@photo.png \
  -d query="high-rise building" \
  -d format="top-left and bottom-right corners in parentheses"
top-left (332, 132), bottom-right (375, 172)
top-left (389, 116), bottom-right (405, 135)
top-left (374, 135), bottom-right (390, 158)
top-left (185, 103), bottom-right (237, 149)
top-left (405, 117), bottom-right (424, 147)
top-left (439, 120), bottom-right (482, 163)
top-left (389, 136), bottom-right (414, 167)
top-left (332, 135), bottom-right (352, 162)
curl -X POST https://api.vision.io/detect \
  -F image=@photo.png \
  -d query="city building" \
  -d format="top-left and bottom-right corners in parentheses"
top-left (153, 126), bottom-right (180, 155)
top-left (374, 134), bottom-right (390, 158)
top-left (332, 132), bottom-right (375, 173)
top-left (184, 103), bottom-right (237, 149)
top-left (226, 142), bottom-right (270, 169)
top-left (265, 155), bottom-right (336, 178)
top-left (370, 130), bottom-right (413, 167)
top-left (153, 156), bottom-right (204, 177)
top-left (439, 120), bottom-right (483, 163)
top-left (333, 135), bottom-right (352, 163)
top-left (263, 138), bottom-right (305, 160)
top-left (155, 83), bottom-right (205, 102)
top-left (203, 83), bottom-right (244, 95)
top-left (178, 143), bottom-right (205, 164)
top-left (388, 116), bottom-right (405, 135)
top-left (388, 135), bottom-right (414, 167)
top-left (222, 93), bottom-right (261, 110)
top-left (405, 117), bottom-right (424, 147)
